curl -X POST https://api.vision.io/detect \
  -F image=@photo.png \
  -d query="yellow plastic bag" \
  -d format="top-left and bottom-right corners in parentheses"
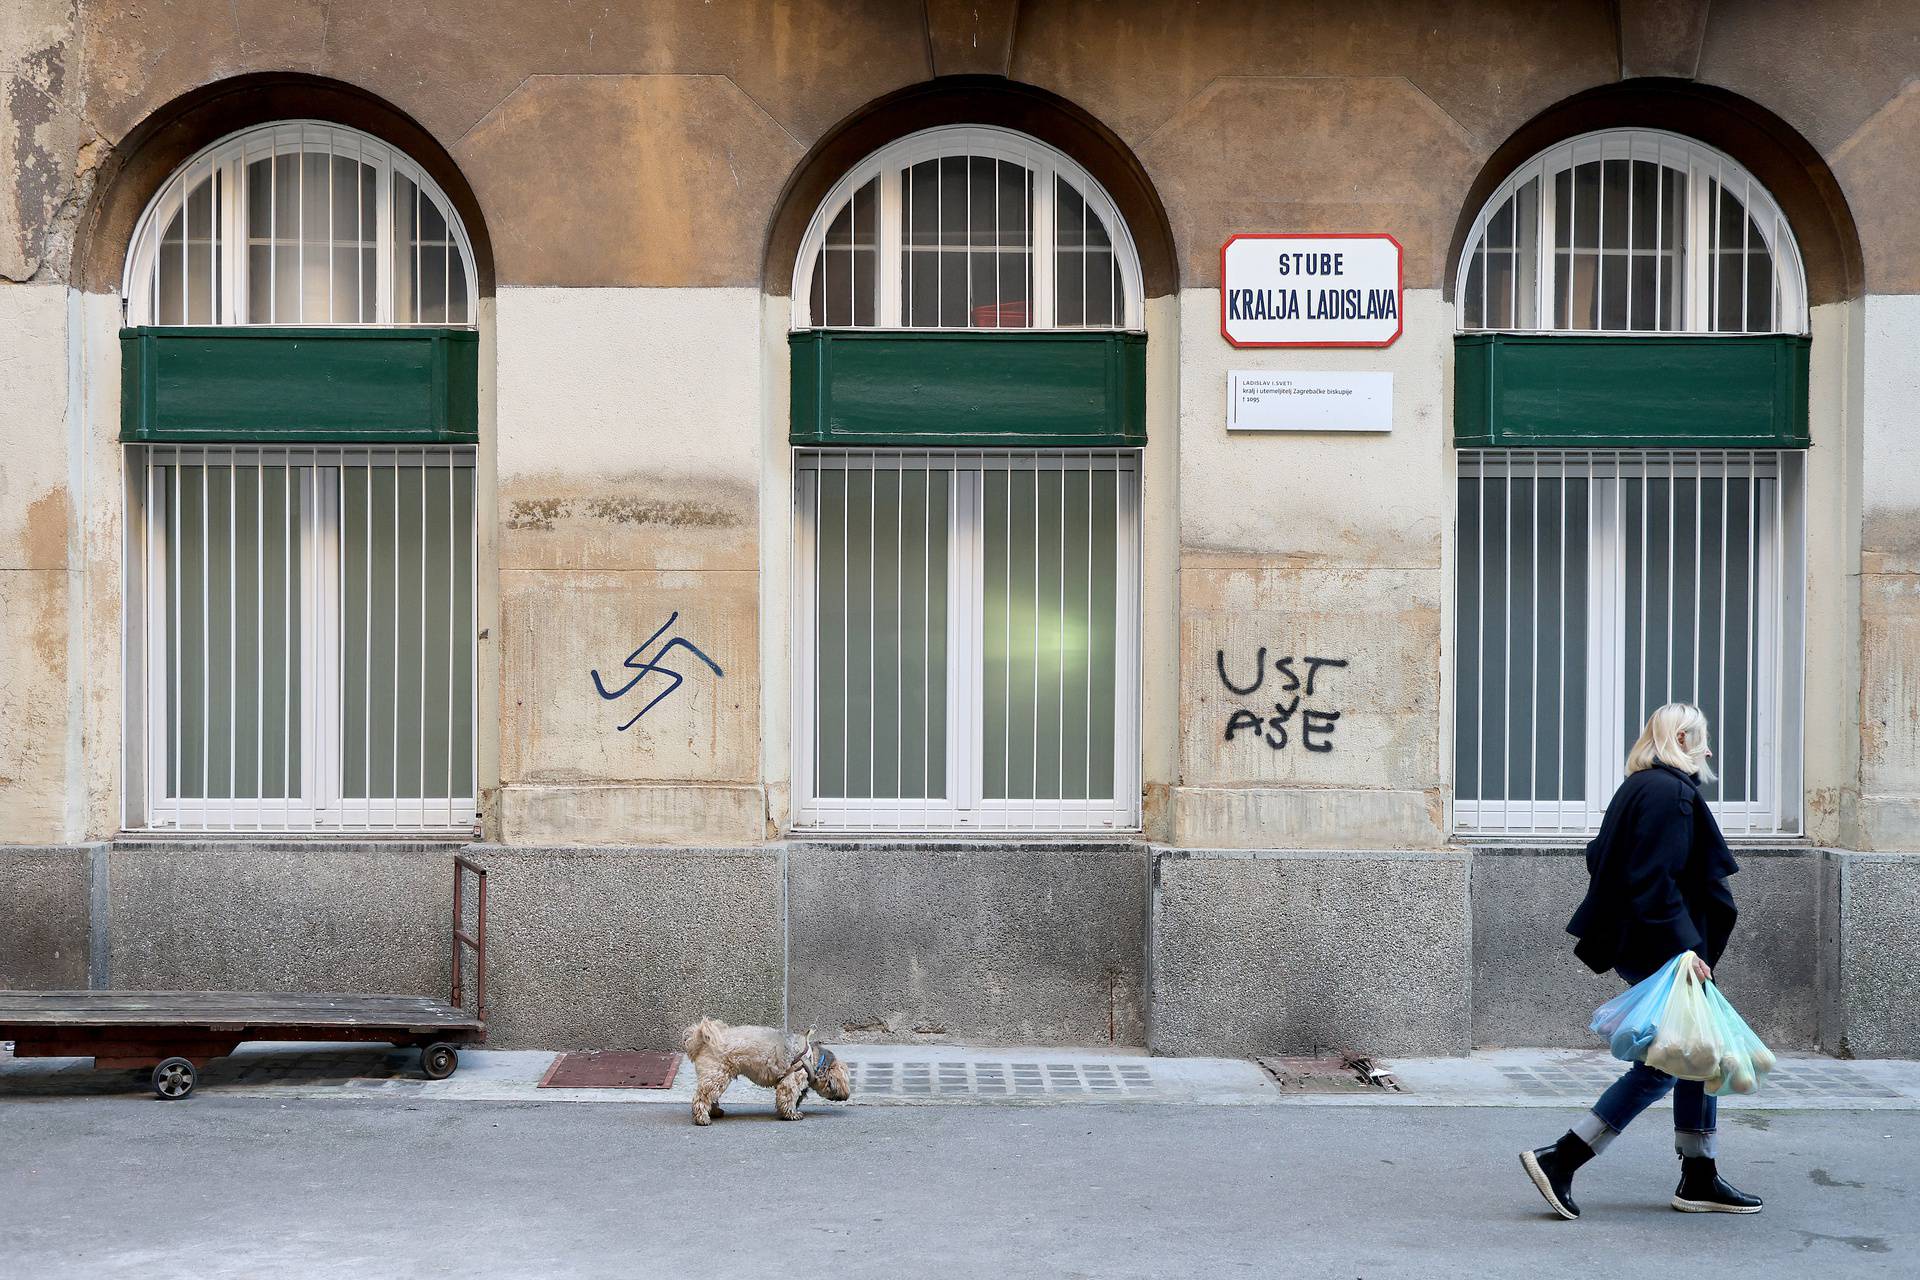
top-left (1644, 954), bottom-right (1725, 1080)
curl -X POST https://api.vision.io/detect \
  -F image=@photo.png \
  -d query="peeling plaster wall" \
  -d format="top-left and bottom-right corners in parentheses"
top-left (0, 284), bottom-right (75, 842)
top-left (4, 0), bottom-right (1920, 1052)
top-left (1, 283), bottom-right (124, 845)
top-left (0, 0), bottom-right (1913, 856)
top-left (1, 0), bottom-right (97, 286)
top-left (493, 287), bottom-right (765, 844)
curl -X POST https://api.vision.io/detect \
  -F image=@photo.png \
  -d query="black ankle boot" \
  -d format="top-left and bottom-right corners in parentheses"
top-left (1672, 1157), bottom-right (1763, 1213)
top-left (1520, 1132), bottom-right (1595, 1220)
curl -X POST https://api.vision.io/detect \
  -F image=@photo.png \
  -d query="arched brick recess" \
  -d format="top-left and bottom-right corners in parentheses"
top-left (75, 73), bottom-right (495, 298)
top-left (763, 75), bottom-right (1177, 300)
top-left (1445, 79), bottom-right (1862, 307)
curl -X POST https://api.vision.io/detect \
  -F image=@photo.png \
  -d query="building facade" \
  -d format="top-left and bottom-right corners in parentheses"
top-left (3, 0), bottom-right (1917, 1057)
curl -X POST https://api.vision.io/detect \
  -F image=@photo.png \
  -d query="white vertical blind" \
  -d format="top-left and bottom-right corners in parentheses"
top-left (794, 450), bottom-right (1140, 831)
top-left (1454, 450), bottom-right (1803, 836)
top-left (129, 445), bottom-right (477, 832)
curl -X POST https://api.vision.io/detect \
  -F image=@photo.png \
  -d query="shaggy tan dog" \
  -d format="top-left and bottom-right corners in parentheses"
top-left (681, 1019), bottom-right (853, 1125)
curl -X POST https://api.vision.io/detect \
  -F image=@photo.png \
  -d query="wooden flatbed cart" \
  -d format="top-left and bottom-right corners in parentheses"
top-left (0, 856), bottom-right (487, 1100)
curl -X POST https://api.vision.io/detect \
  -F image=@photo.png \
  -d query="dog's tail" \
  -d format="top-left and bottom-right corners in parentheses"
top-left (681, 1017), bottom-right (725, 1058)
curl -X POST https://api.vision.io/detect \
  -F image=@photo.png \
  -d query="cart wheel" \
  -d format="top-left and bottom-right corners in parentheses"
top-left (152, 1057), bottom-right (196, 1100)
top-left (421, 1043), bottom-right (458, 1080)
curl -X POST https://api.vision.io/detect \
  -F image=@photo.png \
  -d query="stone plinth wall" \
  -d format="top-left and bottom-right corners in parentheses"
top-left (2, 841), bottom-right (1913, 1058)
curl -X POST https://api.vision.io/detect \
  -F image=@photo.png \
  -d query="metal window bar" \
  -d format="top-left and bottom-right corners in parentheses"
top-left (793, 449), bottom-right (1139, 832)
top-left (904, 165), bottom-right (913, 325)
top-left (133, 445), bottom-right (477, 832)
top-left (1655, 139), bottom-right (1666, 329)
top-left (1454, 450), bottom-right (1799, 837)
top-left (936, 158), bottom-right (944, 325)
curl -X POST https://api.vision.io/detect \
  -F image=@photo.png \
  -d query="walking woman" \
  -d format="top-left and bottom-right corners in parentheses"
top-left (1520, 703), bottom-right (1763, 1219)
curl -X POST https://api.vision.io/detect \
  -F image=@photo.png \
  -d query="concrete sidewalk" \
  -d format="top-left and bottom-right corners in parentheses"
top-left (6, 1040), bottom-right (1919, 1112)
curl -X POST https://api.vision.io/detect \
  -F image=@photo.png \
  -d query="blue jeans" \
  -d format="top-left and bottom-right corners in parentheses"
top-left (1572, 965), bottom-right (1718, 1159)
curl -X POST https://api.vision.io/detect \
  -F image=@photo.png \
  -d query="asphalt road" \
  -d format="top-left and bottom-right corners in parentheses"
top-left (1, 1096), bottom-right (1911, 1278)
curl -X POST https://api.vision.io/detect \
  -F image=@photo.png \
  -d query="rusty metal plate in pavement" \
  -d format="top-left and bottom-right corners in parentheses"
top-left (1256, 1053), bottom-right (1401, 1094)
top-left (538, 1051), bottom-right (682, 1089)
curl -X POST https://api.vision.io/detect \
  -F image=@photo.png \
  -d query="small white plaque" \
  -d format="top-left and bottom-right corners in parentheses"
top-left (1227, 371), bottom-right (1393, 433)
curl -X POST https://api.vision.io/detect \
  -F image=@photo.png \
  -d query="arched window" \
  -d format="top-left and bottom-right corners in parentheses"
top-left (792, 126), bottom-right (1143, 330)
top-left (122, 121), bottom-right (480, 835)
top-left (787, 126), bottom-right (1145, 833)
top-left (124, 121), bottom-right (477, 327)
top-left (1451, 128), bottom-right (1809, 841)
top-left (1456, 130), bottom-right (1806, 334)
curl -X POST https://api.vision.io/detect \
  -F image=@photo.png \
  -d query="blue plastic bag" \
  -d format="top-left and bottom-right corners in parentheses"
top-left (1589, 952), bottom-right (1687, 1063)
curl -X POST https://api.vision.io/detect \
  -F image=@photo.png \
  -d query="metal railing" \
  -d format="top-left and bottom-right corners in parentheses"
top-left (451, 854), bottom-right (487, 1025)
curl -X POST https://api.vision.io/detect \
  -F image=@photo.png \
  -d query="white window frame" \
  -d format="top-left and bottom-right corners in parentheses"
top-left (123, 120), bottom-right (479, 328)
top-left (127, 445), bottom-right (478, 833)
top-left (1452, 450), bottom-right (1804, 839)
top-left (792, 449), bottom-right (1142, 832)
top-left (790, 125), bottom-right (1145, 331)
top-left (1455, 129), bottom-right (1808, 336)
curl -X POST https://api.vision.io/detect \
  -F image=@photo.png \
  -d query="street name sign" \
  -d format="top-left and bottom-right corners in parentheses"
top-left (1220, 234), bottom-right (1404, 348)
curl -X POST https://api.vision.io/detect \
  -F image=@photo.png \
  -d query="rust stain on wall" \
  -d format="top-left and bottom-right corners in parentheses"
top-left (499, 472), bottom-right (757, 573)
top-left (506, 497), bottom-right (567, 531)
top-left (581, 495), bottom-right (742, 530)
top-left (506, 493), bottom-right (747, 533)
top-left (18, 487), bottom-right (69, 567)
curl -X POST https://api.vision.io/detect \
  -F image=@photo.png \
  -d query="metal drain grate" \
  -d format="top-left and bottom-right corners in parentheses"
top-left (539, 1051), bottom-right (681, 1089)
top-left (1257, 1053), bottom-right (1400, 1093)
top-left (852, 1059), bottom-right (1156, 1098)
top-left (1495, 1058), bottom-right (1900, 1100)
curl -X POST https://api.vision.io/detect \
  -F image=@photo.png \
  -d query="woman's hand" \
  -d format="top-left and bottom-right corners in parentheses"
top-left (1692, 956), bottom-right (1713, 982)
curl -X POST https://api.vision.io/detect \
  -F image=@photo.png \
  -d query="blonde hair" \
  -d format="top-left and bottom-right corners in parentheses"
top-left (1626, 702), bottom-right (1716, 784)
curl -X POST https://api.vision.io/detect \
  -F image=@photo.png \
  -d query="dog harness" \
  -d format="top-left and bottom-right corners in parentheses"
top-left (786, 1042), bottom-right (837, 1098)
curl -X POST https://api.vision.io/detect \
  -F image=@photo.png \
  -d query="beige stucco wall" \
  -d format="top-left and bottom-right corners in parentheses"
top-left (0, 2), bottom-right (1912, 303)
top-left (1803, 300), bottom-right (1865, 846)
top-left (1855, 294), bottom-right (1920, 848)
top-left (2, 0), bottom-right (1917, 849)
top-left (493, 286), bottom-right (765, 843)
top-left (1171, 289), bottom-right (1450, 848)
top-left (0, 283), bottom-right (122, 845)
top-left (0, 284), bottom-right (72, 842)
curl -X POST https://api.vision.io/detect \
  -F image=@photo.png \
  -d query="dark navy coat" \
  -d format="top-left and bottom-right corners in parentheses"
top-left (1567, 763), bottom-right (1739, 975)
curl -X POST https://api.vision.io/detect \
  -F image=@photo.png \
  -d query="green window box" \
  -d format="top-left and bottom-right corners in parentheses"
top-left (1453, 332), bottom-right (1810, 449)
top-left (790, 329), bottom-right (1147, 448)
top-left (120, 326), bottom-right (479, 445)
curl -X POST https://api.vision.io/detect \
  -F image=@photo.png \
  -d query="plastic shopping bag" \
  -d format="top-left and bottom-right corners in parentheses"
top-left (1645, 959), bottom-right (1724, 1079)
top-left (1699, 980), bottom-right (1777, 1097)
top-left (1589, 952), bottom-right (1687, 1063)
